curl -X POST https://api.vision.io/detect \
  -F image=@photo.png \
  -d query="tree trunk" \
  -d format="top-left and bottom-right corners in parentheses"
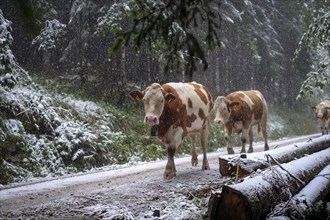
top-left (266, 164), bottom-right (330, 220)
top-left (219, 135), bottom-right (330, 177)
top-left (210, 148), bottom-right (330, 220)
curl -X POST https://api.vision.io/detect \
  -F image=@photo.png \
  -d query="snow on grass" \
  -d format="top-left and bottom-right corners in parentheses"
top-left (268, 114), bottom-right (285, 133)
top-left (3, 119), bottom-right (24, 134)
top-left (140, 195), bottom-right (202, 219)
top-left (0, 79), bottom-right (123, 184)
top-left (82, 203), bottom-right (134, 220)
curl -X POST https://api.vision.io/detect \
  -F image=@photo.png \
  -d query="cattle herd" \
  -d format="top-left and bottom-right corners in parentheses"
top-left (129, 82), bottom-right (330, 179)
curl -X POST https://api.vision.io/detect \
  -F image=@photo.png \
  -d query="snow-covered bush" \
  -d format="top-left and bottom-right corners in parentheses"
top-left (0, 79), bottom-right (124, 184)
top-left (32, 19), bottom-right (67, 52)
top-left (0, 10), bottom-right (129, 182)
top-left (0, 9), bottom-right (14, 71)
top-left (295, 10), bottom-right (330, 100)
top-left (297, 47), bottom-right (330, 99)
top-left (0, 65), bottom-right (166, 184)
top-left (0, 15), bottom-right (130, 183)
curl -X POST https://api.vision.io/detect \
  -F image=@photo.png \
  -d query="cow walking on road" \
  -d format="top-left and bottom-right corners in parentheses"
top-left (213, 90), bottom-right (269, 154)
top-left (312, 100), bottom-right (330, 135)
top-left (129, 82), bottom-right (213, 179)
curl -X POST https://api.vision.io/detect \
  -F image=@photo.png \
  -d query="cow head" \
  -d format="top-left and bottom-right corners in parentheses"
top-left (312, 103), bottom-right (330, 119)
top-left (213, 96), bottom-right (239, 125)
top-left (129, 83), bottom-right (176, 126)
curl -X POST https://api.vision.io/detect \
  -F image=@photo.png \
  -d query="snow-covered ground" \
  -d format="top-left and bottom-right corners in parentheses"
top-left (0, 134), bottom-right (324, 220)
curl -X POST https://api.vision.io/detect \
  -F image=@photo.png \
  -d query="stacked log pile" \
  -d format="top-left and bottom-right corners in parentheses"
top-left (208, 135), bottom-right (330, 220)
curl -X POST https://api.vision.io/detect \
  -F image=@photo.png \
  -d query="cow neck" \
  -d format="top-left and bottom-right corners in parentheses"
top-left (157, 103), bottom-right (179, 138)
top-left (150, 125), bottom-right (158, 136)
top-left (228, 115), bottom-right (243, 124)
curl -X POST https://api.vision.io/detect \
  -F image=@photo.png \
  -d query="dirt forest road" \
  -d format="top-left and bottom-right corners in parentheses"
top-left (0, 134), bottom-right (320, 220)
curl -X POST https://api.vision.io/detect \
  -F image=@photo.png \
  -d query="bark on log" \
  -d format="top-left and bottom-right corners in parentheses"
top-left (219, 135), bottom-right (330, 177)
top-left (266, 164), bottom-right (330, 220)
top-left (211, 148), bottom-right (330, 220)
top-left (219, 154), bottom-right (268, 178)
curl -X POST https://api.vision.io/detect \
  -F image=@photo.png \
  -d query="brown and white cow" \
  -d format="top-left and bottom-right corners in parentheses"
top-left (213, 90), bottom-right (269, 154)
top-left (129, 82), bottom-right (213, 179)
top-left (312, 100), bottom-right (330, 135)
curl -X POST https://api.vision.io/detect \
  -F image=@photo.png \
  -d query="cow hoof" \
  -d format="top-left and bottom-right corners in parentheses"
top-left (202, 160), bottom-right (210, 170)
top-left (164, 170), bottom-right (176, 179)
top-left (202, 164), bottom-right (210, 170)
top-left (227, 148), bottom-right (235, 154)
top-left (264, 145), bottom-right (269, 151)
top-left (191, 157), bottom-right (198, 167)
top-left (247, 148), bottom-right (253, 153)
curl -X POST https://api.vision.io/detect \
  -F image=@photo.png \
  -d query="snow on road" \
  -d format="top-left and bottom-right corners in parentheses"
top-left (1, 134), bottom-right (319, 200)
top-left (0, 134), bottom-right (322, 219)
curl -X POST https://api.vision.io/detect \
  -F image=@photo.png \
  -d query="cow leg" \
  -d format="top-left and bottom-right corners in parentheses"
top-left (225, 127), bottom-right (234, 154)
top-left (164, 146), bottom-right (177, 179)
top-left (201, 124), bottom-right (210, 170)
top-left (261, 122), bottom-right (269, 151)
top-left (247, 128), bottom-right (253, 153)
top-left (189, 134), bottom-right (198, 166)
top-left (240, 129), bottom-right (248, 153)
top-left (324, 119), bottom-right (329, 134)
top-left (319, 119), bottom-right (326, 135)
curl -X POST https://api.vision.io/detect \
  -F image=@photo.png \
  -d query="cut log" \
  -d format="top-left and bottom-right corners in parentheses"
top-left (219, 135), bottom-right (330, 177)
top-left (219, 154), bottom-right (269, 178)
top-left (208, 191), bottom-right (222, 220)
top-left (266, 164), bottom-right (330, 220)
top-left (210, 148), bottom-right (330, 220)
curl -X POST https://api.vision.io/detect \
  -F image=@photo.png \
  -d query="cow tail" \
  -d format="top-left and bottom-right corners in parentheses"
top-left (257, 123), bottom-right (261, 134)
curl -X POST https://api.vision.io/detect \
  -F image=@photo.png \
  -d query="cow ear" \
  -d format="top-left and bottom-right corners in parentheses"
top-left (311, 106), bottom-right (316, 110)
top-left (228, 101), bottom-right (240, 111)
top-left (165, 93), bottom-right (176, 103)
top-left (129, 90), bottom-right (144, 101)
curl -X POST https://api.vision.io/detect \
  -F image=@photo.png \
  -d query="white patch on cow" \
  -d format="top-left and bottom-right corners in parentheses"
top-left (313, 100), bottom-right (330, 134)
top-left (143, 83), bottom-right (165, 125)
top-left (255, 92), bottom-right (264, 102)
top-left (189, 117), bottom-right (205, 133)
top-left (233, 121), bottom-right (243, 133)
top-left (213, 96), bottom-right (230, 124)
top-left (165, 82), bottom-right (211, 134)
top-left (315, 101), bottom-right (330, 118)
top-left (164, 125), bottom-right (184, 148)
top-left (240, 92), bottom-right (254, 110)
top-left (250, 113), bottom-right (258, 126)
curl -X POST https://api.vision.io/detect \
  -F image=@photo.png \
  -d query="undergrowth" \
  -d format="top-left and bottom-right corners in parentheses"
top-left (0, 72), bottom-right (320, 185)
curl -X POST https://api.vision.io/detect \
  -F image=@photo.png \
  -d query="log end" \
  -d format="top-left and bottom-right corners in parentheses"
top-left (216, 185), bottom-right (251, 220)
top-left (219, 156), bottom-right (268, 178)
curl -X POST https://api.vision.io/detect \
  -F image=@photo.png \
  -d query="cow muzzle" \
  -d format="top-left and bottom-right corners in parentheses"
top-left (145, 115), bottom-right (159, 125)
top-left (316, 113), bottom-right (325, 119)
top-left (214, 119), bottom-right (222, 126)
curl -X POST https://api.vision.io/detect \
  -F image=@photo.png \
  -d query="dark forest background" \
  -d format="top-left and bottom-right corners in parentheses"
top-left (1, 0), bottom-right (327, 107)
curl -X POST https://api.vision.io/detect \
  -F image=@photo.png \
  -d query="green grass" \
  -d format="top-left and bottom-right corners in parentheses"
top-left (33, 73), bottom-right (320, 150)
top-left (0, 74), bottom-right (314, 184)
top-left (267, 103), bottom-right (319, 139)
